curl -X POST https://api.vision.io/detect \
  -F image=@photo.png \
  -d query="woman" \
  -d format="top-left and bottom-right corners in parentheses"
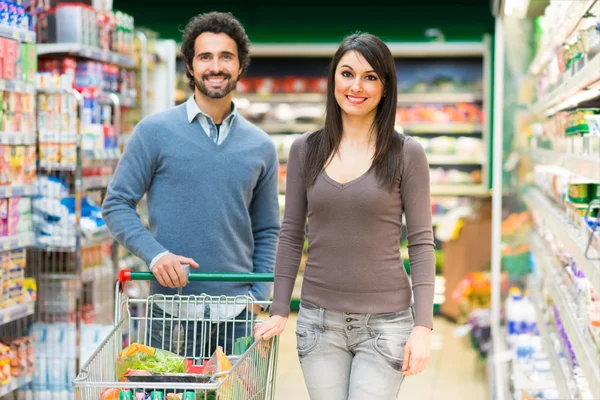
top-left (255, 33), bottom-right (435, 399)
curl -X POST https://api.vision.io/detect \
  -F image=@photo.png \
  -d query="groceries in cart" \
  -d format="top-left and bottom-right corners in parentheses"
top-left (105, 342), bottom-right (239, 399)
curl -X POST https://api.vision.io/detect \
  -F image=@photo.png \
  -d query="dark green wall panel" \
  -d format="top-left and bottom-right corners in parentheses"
top-left (114, 1), bottom-right (494, 43)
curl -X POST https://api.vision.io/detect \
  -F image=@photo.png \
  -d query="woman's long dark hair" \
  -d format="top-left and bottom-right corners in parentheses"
top-left (305, 32), bottom-right (404, 191)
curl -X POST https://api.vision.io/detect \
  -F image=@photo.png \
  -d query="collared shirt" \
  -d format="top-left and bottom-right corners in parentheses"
top-left (185, 95), bottom-right (237, 145)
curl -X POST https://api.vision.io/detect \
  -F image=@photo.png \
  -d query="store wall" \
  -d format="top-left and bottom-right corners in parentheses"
top-left (114, 0), bottom-right (494, 43)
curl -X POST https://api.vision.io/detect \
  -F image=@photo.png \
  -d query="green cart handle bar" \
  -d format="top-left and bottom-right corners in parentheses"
top-left (117, 269), bottom-right (275, 286)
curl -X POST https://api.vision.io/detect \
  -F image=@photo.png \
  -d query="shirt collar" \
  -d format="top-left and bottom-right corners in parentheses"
top-left (186, 95), bottom-right (237, 124)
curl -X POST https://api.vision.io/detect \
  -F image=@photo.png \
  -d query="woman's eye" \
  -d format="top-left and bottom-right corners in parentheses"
top-left (365, 75), bottom-right (378, 81)
top-left (341, 71), bottom-right (353, 78)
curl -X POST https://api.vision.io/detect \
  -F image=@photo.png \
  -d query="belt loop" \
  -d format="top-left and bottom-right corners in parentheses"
top-left (319, 308), bottom-right (325, 332)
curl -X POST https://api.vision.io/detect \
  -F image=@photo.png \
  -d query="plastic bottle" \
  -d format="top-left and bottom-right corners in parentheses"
top-left (506, 287), bottom-right (522, 343)
top-left (521, 297), bottom-right (538, 335)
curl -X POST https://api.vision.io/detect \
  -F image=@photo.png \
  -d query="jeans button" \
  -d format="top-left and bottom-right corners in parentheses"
top-left (346, 318), bottom-right (352, 322)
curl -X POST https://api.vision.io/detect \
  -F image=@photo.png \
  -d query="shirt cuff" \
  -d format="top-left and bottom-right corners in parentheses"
top-left (248, 292), bottom-right (267, 310)
top-left (149, 251), bottom-right (170, 270)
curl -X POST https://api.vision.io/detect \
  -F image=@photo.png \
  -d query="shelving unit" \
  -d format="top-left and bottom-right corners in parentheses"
top-left (527, 274), bottom-right (575, 400)
top-left (0, 233), bottom-right (35, 252)
top-left (37, 43), bottom-right (136, 68)
top-left (430, 184), bottom-right (489, 197)
top-left (0, 132), bottom-right (37, 145)
top-left (0, 184), bottom-right (36, 198)
top-left (523, 187), bottom-right (600, 293)
top-left (399, 122), bottom-right (484, 135)
top-left (0, 25), bottom-right (36, 43)
top-left (0, 78), bottom-right (36, 94)
top-left (0, 302), bottom-right (36, 327)
top-left (526, 148), bottom-right (600, 182)
top-left (0, 374), bottom-right (33, 397)
top-left (530, 236), bottom-right (600, 399)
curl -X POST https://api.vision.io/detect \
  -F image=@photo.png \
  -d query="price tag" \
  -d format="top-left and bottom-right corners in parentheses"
top-left (84, 48), bottom-right (93, 58)
top-left (0, 80), bottom-right (5, 90)
top-left (27, 303), bottom-right (34, 313)
top-left (111, 54), bottom-right (119, 64)
top-left (4, 312), bottom-right (10, 321)
top-left (5, 187), bottom-right (12, 197)
top-left (26, 32), bottom-right (33, 42)
top-left (3, 240), bottom-right (10, 251)
top-left (15, 81), bottom-right (23, 92)
top-left (12, 31), bottom-right (19, 40)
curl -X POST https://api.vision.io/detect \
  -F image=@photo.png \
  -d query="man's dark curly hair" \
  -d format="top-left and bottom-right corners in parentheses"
top-left (181, 12), bottom-right (250, 91)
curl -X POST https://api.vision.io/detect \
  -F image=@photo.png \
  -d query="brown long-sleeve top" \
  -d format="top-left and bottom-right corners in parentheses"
top-left (270, 132), bottom-right (436, 329)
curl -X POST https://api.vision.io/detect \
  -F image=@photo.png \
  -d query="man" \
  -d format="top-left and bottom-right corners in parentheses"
top-left (102, 12), bottom-right (280, 359)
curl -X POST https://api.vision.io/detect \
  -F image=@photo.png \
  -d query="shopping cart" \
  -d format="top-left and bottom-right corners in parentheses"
top-left (73, 270), bottom-right (279, 399)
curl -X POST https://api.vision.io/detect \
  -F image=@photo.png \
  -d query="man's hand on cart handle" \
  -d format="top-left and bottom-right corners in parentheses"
top-left (152, 253), bottom-right (199, 289)
top-left (254, 315), bottom-right (288, 341)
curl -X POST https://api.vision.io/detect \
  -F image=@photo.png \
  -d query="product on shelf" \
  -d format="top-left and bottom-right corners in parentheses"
top-left (237, 76), bottom-right (327, 95)
top-left (0, 39), bottom-right (36, 82)
top-left (36, 5), bottom-right (135, 56)
top-left (0, 248), bottom-right (28, 309)
top-left (0, 197), bottom-right (32, 237)
top-left (1, 90), bottom-right (36, 133)
top-left (33, 177), bottom-right (108, 248)
top-left (0, 1), bottom-right (32, 31)
top-left (0, 336), bottom-right (34, 377)
top-left (430, 167), bottom-right (482, 185)
top-left (0, 145), bottom-right (36, 185)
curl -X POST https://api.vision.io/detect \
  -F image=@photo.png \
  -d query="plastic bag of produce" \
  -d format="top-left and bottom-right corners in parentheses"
top-left (116, 343), bottom-right (186, 380)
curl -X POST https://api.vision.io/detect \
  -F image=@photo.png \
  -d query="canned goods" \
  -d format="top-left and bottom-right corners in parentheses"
top-left (183, 391), bottom-right (196, 400)
top-left (568, 182), bottom-right (591, 204)
top-left (149, 391), bottom-right (164, 400)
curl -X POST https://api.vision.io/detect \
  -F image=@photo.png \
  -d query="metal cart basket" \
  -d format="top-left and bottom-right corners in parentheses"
top-left (73, 270), bottom-right (279, 399)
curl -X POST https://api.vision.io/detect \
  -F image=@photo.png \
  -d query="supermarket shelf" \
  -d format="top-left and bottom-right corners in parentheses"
top-left (531, 52), bottom-right (600, 116)
top-left (397, 93), bottom-right (483, 104)
top-left (38, 163), bottom-right (76, 172)
top-left (527, 148), bottom-right (600, 182)
top-left (236, 93), bottom-right (326, 103)
top-left (430, 184), bottom-right (489, 197)
top-left (37, 43), bottom-right (136, 68)
top-left (0, 374), bottom-right (33, 397)
top-left (0, 132), bottom-right (36, 145)
top-left (399, 123), bottom-right (484, 135)
top-left (0, 232), bottom-right (35, 251)
top-left (259, 122), bottom-right (321, 134)
top-left (524, 187), bottom-right (600, 293)
top-left (0, 184), bottom-right (36, 198)
top-left (34, 233), bottom-right (112, 253)
top-left (250, 42), bottom-right (485, 57)
top-left (0, 25), bottom-right (36, 43)
top-left (82, 175), bottom-right (112, 190)
top-left (0, 302), bottom-right (35, 327)
top-left (527, 274), bottom-right (575, 400)
top-left (528, 0), bottom-right (596, 76)
top-left (426, 155), bottom-right (484, 165)
top-left (532, 239), bottom-right (600, 398)
top-left (0, 78), bottom-right (36, 94)
top-left (82, 148), bottom-right (121, 160)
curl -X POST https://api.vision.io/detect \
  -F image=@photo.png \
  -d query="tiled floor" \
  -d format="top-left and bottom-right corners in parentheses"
top-left (272, 314), bottom-right (488, 400)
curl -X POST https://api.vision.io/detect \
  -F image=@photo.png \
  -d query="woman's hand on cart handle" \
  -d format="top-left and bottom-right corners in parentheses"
top-left (254, 315), bottom-right (288, 341)
top-left (152, 253), bottom-right (199, 289)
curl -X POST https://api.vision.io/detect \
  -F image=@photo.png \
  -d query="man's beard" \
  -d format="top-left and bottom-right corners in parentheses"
top-left (194, 73), bottom-right (238, 99)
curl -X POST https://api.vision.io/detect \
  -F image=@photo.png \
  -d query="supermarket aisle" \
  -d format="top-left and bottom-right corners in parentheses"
top-left (274, 314), bottom-right (488, 400)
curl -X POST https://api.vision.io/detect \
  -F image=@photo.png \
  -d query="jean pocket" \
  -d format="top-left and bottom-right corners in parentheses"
top-left (372, 333), bottom-right (409, 371)
top-left (295, 326), bottom-right (320, 357)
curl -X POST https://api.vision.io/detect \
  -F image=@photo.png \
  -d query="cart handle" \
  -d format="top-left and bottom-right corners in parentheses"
top-left (117, 269), bottom-right (275, 286)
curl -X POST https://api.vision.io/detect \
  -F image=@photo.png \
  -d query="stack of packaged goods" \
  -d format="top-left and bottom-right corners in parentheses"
top-left (1, 249), bottom-right (35, 310)
top-left (0, 336), bottom-right (34, 393)
top-left (0, 1), bottom-right (33, 32)
top-left (36, 5), bottom-right (135, 56)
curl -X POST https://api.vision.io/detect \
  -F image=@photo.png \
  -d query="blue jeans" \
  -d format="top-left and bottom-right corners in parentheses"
top-left (148, 305), bottom-right (256, 360)
top-left (296, 301), bottom-right (414, 400)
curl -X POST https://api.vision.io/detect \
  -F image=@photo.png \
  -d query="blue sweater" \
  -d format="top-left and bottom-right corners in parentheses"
top-left (102, 104), bottom-right (280, 300)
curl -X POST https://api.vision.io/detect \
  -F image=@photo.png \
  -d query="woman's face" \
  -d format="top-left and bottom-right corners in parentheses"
top-left (334, 50), bottom-right (385, 118)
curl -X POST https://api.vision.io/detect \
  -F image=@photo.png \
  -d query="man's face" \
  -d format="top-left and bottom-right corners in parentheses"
top-left (188, 32), bottom-right (242, 99)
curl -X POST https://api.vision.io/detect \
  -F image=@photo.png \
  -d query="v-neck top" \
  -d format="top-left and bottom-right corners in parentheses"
top-left (270, 131), bottom-right (436, 329)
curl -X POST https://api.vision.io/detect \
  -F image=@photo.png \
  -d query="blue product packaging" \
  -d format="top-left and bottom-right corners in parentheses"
top-left (7, 1), bottom-right (16, 26)
top-left (0, 1), bottom-right (8, 25)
